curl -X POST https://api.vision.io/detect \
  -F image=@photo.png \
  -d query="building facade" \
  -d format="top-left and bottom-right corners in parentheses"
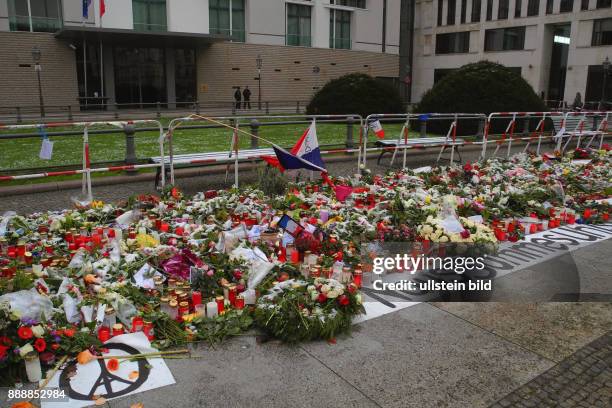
top-left (0, 0), bottom-right (401, 110)
top-left (411, 0), bottom-right (612, 106)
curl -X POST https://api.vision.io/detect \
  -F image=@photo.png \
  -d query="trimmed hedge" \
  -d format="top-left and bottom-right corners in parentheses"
top-left (306, 73), bottom-right (405, 117)
top-left (414, 61), bottom-right (548, 135)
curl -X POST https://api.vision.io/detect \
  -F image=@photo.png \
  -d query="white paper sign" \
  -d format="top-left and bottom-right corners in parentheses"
top-left (42, 332), bottom-right (175, 408)
top-left (39, 138), bottom-right (54, 160)
top-left (440, 216), bottom-right (465, 233)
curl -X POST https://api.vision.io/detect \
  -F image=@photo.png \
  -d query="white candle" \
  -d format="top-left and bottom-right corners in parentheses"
top-left (206, 301), bottom-right (218, 318)
top-left (24, 352), bottom-right (42, 383)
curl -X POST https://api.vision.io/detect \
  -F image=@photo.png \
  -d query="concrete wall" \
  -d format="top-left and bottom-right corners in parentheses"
top-left (100, 0), bottom-right (134, 29)
top-left (247, 0), bottom-right (286, 45)
top-left (0, 0), bottom-right (9, 31)
top-left (197, 41), bottom-right (400, 103)
top-left (168, 0), bottom-right (209, 34)
top-left (0, 31), bottom-right (79, 107)
top-left (411, 0), bottom-right (612, 103)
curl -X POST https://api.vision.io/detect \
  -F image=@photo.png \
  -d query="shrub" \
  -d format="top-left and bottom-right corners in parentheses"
top-left (256, 164), bottom-right (288, 197)
top-left (306, 73), bottom-right (405, 117)
top-left (414, 61), bottom-right (548, 135)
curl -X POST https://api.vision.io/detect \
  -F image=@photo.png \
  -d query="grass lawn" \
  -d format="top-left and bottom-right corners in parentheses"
top-left (0, 120), bottom-right (413, 172)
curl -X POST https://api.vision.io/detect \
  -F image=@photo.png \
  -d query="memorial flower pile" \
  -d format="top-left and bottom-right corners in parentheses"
top-left (0, 148), bottom-right (610, 385)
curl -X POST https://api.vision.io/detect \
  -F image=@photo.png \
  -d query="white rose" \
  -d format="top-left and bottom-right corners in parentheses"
top-left (31, 325), bottom-right (45, 338)
top-left (19, 343), bottom-right (34, 357)
top-left (320, 284), bottom-right (331, 294)
top-left (326, 290), bottom-right (339, 299)
top-left (439, 236), bottom-right (449, 243)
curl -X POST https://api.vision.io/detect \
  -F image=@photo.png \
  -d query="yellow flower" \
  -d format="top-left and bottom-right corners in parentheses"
top-left (136, 233), bottom-right (159, 249)
top-left (563, 168), bottom-right (570, 176)
top-left (425, 196), bottom-right (431, 205)
top-left (90, 200), bottom-right (105, 209)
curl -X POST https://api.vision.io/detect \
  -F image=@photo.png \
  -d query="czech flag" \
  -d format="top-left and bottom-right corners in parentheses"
top-left (369, 119), bottom-right (385, 139)
top-left (263, 121), bottom-right (326, 172)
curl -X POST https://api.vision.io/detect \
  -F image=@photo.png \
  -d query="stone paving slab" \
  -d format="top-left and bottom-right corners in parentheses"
top-left (300, 303), bottom-right (552, 408)
top-left (490, 331), bottom-right (612, 408)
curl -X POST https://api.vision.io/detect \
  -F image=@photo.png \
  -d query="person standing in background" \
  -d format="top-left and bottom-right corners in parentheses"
top-left (243, 86), bottom-right (252, 110)
top-left (234, 87), bottom-right (242, 110)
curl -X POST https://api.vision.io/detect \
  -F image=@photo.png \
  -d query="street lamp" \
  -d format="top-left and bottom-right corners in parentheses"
top-left (256, 54), bottom-right (263, 110)
top-left (600, 56), bottom-right (610, 111)
top-left (31, 46), bottom-right (45, 118)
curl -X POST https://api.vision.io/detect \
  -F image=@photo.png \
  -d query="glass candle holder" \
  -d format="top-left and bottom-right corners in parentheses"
top-left (24, 351), bottom-right (42, 383)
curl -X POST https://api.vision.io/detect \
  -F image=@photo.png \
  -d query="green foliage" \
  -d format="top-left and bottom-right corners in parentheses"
top-left (256, 164), bottom-right (289, 197)
top-left (306, 73), bottom-right (405, 117)
top-left (414, 61), bottom-right (547, 135)
top-left (193, 309), bottom-right (254, 345)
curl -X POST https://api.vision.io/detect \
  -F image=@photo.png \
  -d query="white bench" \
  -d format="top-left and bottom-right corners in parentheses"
top-left (550, 115), bottom-right (606, 151)
top-left (375, 137), bottom-right (465, 165)
top-left (150, 148), bottom-right (275, 187)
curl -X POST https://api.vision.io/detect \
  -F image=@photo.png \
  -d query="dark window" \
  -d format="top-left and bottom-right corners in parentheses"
top-left (175, 49), bottom-right (197, 106)
top-left (585, 65), bottom-right (612, 103)
top-left (8, 0), bottom-right (62, 32)
top-left (560, 0), bottom-right (574, 11)
top-left (287, 3), bottom-right (312, 46)
top-left (76, 41), bottom-right (102, 105)
top-left (515, 0), bottom-right (522, 17)
top-left (471, 0), bottom-right (481, 22)
top-left (434, 68), bottom-right (457, 84)
top-left (527, 0), bottom-right (539, 15)
top-left (133, 0), bottom-right (167, 32)
top-left (435, 31), bottom-right (470, 54)
top-left (486, 0), bottom-right (493, 20)
top-left (461, 0), bottom-right (467, 23)
top-left (330, 0), bottom-right (366, 7)
top-left (448, 0), bottom-right (456, 24)
top-left (597, 0), bottom-right (611, 8)
top-left (592, 18), bottom-right (612, 46)
top-left (581, 0), bottom-right (589, 9)
top-left (485, 26), bottom-right (526, 51)
top-left (546, 0), bottom-right (554, 13)
top-left (499, 0), bottom-right (509, 18)
top-left (209, 0), bottom-right (245, 42)
top-left (330, 8), bottom-right (351, 49)
top-left (438, 0), bottom-right (443, 25)
top-left (114, 47), bottom-right (167, 107)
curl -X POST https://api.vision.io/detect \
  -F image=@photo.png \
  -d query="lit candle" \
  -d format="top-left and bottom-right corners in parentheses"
top-left (132, 316), bottom-right (144, 332)
top-left (228, 285), bottom-right (237, 306)
top-left (353, 269), bottom-right (363, 288)
top-left (235, 295), bottom-right (245, 310)
top-left (206, 301), bottom-right (218, 318)
top-left (112, 323), bottom-right (124, 337)
top-left (216, 296), bottom-right (225, 315)
top-left (98, 326), bottom-right (111, 342)
top-left (192, 291), bottom-right (202, 306)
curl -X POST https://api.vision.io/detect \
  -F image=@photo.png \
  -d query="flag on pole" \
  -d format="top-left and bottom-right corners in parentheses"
top-left (369, 119), bottom-right (385, 139)
top-left (82, 0), bottom-right (92, 18)
top-left (263, 120), bottom-right (326, 172)
top-left (100, 0), bottom-right (106, 17)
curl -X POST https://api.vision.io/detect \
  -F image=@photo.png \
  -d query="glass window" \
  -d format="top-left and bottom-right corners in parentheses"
top-left (175, 49), bottom-right (197, 106)
top-left (560, 0), bottom-right (574, 11)
top-left (592, 18), bottom-right (612, 46)
top-left (114, 47), bottom-right (167, 107)
top-left (597, 0), bottom-right (611, 8)
top-left (330, 9), bottom-right (351, 49)
top-left (133, 0), bottom-right (167, 32)
top-left (486, 0), bottom-right (493, 20)
top-left (448, 0), bottom-right (456, 25)
top-left (546, 0), bottom-right (554, 13)
top-left (437, 0), bottom-right (443, 26)
top-left (485, 26), bottom-right (526, 51)
top-left (527, 0), bottom-right (539, 15)
top-left (435, 31), bottom-right (470, 54)
top-left (287, 3), bottom-right (311, 47)
top-left (8, 0), bottom-right (62, 32)
top-left (460, 0), bottom-right (467, 23)
top-left (209, 0), bottom-right (245, 42)
top-left (581, 0), bottom-right (589, 9)
top-left (515, 0), bottom-right (522, 16)
top-left (471, 0), bottom-right (481, 22)
top-left (499, 0), bottom-right (509, 19)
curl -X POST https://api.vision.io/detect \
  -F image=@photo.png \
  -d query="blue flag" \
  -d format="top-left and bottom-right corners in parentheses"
top-left (83, 0), bottom-right (92, 18)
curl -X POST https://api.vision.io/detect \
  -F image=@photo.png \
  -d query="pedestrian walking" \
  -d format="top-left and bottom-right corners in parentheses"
top-left (243, 86), bottom-right (252, 110)
top-left (234, 87), bottom-right (242, 110)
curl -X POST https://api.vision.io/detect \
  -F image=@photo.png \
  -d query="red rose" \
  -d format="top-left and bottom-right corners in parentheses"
top-left (460, 229), bottom-right (471, 239)
top-left (0, 336), bottom-right (12, 347)
top-left (0, 344), bottom-right (9, 359)
top-left (17, 326), bottom-right (33, 340)
top-left (338, 295), bottom-right (350, 306)
top-left (63, 328), bottom-right (76, 338)
top-left (233, 270), bottom-right (243, 280)
top-left (347, 283), bottom-right (357, 294)
top-left (317, 293), bottom-right (327, 303)
top-left (34, 338), bottom-right (46, 352)
top-left (51, 343), bottom-right (60, 351)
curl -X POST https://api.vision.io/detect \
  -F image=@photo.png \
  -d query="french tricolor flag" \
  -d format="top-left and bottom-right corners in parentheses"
top-left (264, 121), bottom-right (326, 172)
top-left (369, 119), bottom-right (385, 139)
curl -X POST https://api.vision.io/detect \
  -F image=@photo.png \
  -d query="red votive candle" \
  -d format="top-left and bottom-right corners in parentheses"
top-left (112, 323), bottom-right (124, 336)
top-left (98, 326), bottom-right (111, 342)
top-left (567, 214), bottom-right (576, 224)
top-left (290, 250), bottom-right (300, 264)
top-left (583, 209), bottom-right (591, 220)
top-left (228, 286), bottom-right (237, 307)
top-left (175, 227), bottom-right (184, 236)
top-left (353, 270), bottom-right (363, 288)
top-left (216, 296), bottom-right (225, 314)
top-left (235, 295), bottom-right (245, 310)
top-left (192, 291), bottom-right (202, 306)
top-left (107, 229), bottom-right (116, 238)
top-left (132, 316), bottom-right (144, 332)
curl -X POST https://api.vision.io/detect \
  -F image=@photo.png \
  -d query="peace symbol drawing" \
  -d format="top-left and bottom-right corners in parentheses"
top-left (59, 343), bottom-right (151, 401)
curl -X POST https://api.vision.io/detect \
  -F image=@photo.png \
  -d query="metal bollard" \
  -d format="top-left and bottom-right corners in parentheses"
top-left (232, 103), bottom-right (236, 115)
top-left (16, 107), bottom-right (22, 124)
top-left (346, 116), bottom-right (354, 149)
top-left (114, 104), bottom-right (119, 119)
top-left (265, 101), bottom-right (270, 115)
top-left (68, 105), bottom-right (73, 122)
top-left (250, 119), bottom-right (260, 149)
top-left (296, 101), bottom-right (300, 113)
top-left (196, 101), bottom-right (200, 114)
top-left (156, 102), bottom-right (161, 119)
top-left (124, 124), bottom-right (138, 175)
top-left (420, 119), bottom-right (427, 138)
